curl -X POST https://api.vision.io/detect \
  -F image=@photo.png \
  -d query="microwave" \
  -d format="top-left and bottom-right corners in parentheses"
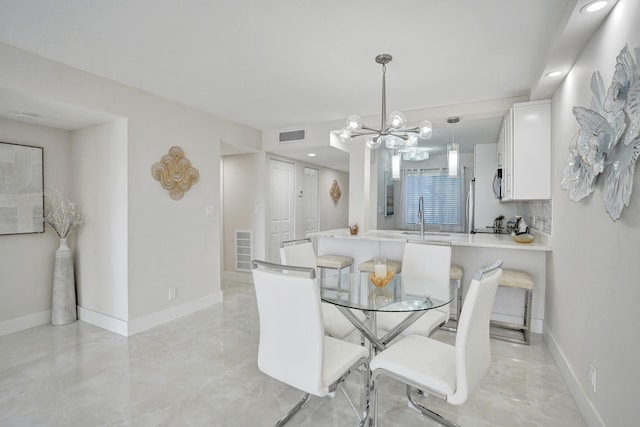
top-left (493, 168), bottom-right (502, 199)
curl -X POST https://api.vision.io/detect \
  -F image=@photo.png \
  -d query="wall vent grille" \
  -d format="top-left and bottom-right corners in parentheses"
top-left (278, 129), bottom-right (306, 143)
top-left (235, 230), bottom-right (252, 272)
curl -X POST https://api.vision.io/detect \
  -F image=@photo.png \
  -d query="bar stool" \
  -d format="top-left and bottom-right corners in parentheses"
top-left (316, 254), bottom-right (354, 292)
top-left (441, 265), bottom-right (464, 332)
top-left (357, 258), bottom-right (402, 274)
top-left (490, 269), bottom-right (534, 345)
top-left (281, 239), bottom-right (353, 294)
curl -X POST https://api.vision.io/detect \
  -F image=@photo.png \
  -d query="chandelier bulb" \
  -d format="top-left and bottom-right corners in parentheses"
top-left (339, 127), bottom-right (352, 143)
top-left (419, 120), bottom-right (433, 139)
top-left (365, 135), bottom-right (382, 149)
top-left (388, 111), bottom-right (407, 130)
top-left (346, 115), bottom-right (363, 132)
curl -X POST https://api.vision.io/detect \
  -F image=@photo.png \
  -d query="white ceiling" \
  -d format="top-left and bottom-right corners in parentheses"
top-left (0, 0), bottom-right (618, 171)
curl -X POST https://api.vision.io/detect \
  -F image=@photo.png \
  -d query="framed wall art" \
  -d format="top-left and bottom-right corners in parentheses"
top-left (0, 142), bottom-right (44, 235)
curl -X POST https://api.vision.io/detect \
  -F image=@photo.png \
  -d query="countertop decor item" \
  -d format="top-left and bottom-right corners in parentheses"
top-left (43, 186), bottom-right (83, 326)
top-left (151, 146), bottom-right (199, 200)
top-left (512, 233), bottom-right (535, 244)
top-left (561, 43), bottom-right (640, 221)
top-left (338, 54), bottom-right (433, 150)
top-left (348, 224), bottom-right (358, 235)
top-left (369, 270), bottom-right (395, 288)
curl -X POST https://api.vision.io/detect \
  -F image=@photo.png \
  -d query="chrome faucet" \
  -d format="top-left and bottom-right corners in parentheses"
top-left (418, 196), bottom-right (425, 239)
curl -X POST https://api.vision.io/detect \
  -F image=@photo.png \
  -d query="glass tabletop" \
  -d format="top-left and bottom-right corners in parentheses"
top-left (320, 272), bottom-right (453, 313)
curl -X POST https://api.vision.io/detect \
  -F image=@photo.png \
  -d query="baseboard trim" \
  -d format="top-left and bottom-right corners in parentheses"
top-left (77, 306), bottom-right (129, 337)
top-left (127, 291), bottom-right (223, 336)
top-left (543, 327), bottom-right (605, 427)
top-left (78, 292), bottom-right (224, 337)
top-left (0, 309), bottom-right (51, 336)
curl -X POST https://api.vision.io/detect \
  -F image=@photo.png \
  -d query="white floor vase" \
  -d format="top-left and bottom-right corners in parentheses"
top-left (51, 238), bottom-right (77, 326)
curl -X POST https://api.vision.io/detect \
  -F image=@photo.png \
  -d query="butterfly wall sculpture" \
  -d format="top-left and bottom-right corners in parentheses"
top-left (561, 44), bottom-right (640, 221)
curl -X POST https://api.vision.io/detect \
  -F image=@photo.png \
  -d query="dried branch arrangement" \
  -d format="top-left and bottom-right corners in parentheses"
top-left (43, 186), bottom-right (83, 238)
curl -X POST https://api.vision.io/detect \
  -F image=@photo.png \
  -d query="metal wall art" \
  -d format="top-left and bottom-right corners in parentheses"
top-left (329, 179), bottom-right (341, 205)
top-left (0, 142), bottom-right (44, 235)
top-left (561, 44), bottom-right (640, 221)
top-left (151, 146), bottom-right (200, 200)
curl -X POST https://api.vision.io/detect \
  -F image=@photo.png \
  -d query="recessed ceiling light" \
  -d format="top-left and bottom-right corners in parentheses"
top-left (581, 1), bottom-right (608, 14)
top-left (14, 111), bottom-right (38, 121)
top-left (307, 153), bottom-right (316, 157)
top-left (546, 70), bottom-right (563, 78)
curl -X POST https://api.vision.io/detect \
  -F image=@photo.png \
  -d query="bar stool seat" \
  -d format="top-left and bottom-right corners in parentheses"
top-left (316, 255), bottom-right (353, 271)
top-left (315, 254), bottom-right (353, 296)
top-left (490, 269), bottom-right (534, 345)
top-left (357, 259), bottom-right (402, 274)
top-left (450, 265), bottom-right (463, 281)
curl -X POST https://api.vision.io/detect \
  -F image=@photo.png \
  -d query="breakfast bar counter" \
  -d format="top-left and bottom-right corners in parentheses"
top-left (308, 228), bottom-right (552, 251)
top-left (308, 229), bottom-right (552, 335)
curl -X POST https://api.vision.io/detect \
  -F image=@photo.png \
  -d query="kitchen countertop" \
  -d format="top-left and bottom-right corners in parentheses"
top-left (308, 229), bottom-right (552, 251)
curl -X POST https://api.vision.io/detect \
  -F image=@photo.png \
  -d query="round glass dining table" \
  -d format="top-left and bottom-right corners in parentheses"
top-left (320, 272), bottom-right (453, 352)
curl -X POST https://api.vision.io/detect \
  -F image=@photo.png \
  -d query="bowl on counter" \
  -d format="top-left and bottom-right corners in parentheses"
top-left (512, 233), bottom-right (536, 244)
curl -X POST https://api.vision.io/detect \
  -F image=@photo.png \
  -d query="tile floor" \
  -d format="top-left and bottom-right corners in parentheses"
top-left (0, 280), bottom-right (586, 426)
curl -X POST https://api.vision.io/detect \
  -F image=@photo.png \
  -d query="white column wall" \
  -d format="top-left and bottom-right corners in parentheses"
top-left (546, 1), bottom-right (640, 425)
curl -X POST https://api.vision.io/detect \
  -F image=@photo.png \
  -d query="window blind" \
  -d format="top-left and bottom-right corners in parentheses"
top-left (401, 169), bottom-right (464, 231)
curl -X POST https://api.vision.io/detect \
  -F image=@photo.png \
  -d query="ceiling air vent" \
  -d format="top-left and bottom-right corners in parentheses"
top-left (278, 129), bottom-right (306, 143)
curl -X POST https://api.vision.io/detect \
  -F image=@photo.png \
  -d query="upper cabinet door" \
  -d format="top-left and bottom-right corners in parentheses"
top-left (501, 100), bottom-right (551, 201)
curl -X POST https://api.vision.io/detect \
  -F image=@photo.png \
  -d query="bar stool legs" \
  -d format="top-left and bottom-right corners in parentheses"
top-left (441, 265), bottom-right (463, 332)
top-left (490, 269), bottom-right (534, 345)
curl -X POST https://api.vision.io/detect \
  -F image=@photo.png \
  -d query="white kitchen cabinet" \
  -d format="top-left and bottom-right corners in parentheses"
top-left (500, 100), bottom-right (551, 201)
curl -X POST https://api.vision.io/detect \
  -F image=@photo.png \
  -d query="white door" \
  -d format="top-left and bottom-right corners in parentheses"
top-left (268, 159), bottom-right (295, 262)
top-left (304, 167), bottom-right (319, 235)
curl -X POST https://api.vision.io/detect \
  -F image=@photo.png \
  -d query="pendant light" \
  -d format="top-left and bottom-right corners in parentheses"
top-left (447, 117), bottom-right (460, 176)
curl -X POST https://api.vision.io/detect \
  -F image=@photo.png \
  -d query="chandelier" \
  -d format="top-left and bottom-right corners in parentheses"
top-left (339, 54), bottom-right (433, 149)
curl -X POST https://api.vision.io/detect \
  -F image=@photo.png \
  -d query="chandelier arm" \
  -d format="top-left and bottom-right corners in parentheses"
top-left (350, 130), bottom-right (382, 138)
top-left (388, 132), bottom-right (411, 141)
top-left (360, 125), bottom-right (381, 133)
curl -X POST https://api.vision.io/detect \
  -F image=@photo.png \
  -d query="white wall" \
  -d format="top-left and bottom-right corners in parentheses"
top-left (0, 42), bottom-right (262, 335)
top-left (0, 118), bottom-right (71, 334)
top-left (318, 167), bottom-right (349, 231)
top-left (222, 153), bottom-right (261, 272)
top-left (547, 1), bottom-right (640, 425)
top-left (72, 120), bottom-right (128, 321)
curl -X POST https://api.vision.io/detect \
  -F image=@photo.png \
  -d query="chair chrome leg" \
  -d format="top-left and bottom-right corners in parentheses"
top-left (359, 364), bottom-right (372, 427)
top-left (275, 392), bottom-right (310, 426)
top-left (406, 386), bottom-right (461, 427)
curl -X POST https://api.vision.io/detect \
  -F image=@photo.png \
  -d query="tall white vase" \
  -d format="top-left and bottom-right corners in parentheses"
top-left (51, 238), bottom-right (77, 325)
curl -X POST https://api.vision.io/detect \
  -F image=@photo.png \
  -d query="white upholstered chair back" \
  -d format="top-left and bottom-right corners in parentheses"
top-left (279, 241), bottom-right (316, 269)
top-left (450, 262), bottom-right (502, 404)
top-left (252, 261), bottom-right (328, 396)
top-left (401, 241), bottom-right (452, 282)
top-left (401, 241), bottom-right (451, 301)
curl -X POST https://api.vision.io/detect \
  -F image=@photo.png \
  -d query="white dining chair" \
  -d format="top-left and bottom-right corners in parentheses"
top-left (369, 260), bottom-right (503, 427)
top-left (251, 260), bottom-right (370, 426)
top-left (280, 239), bottom-right (366, 340)
top-left (376, 241), bottom-right (452, 338)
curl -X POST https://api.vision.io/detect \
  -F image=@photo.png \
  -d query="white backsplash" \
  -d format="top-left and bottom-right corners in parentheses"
top-left (516, 200), bottom-right (552, 234)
